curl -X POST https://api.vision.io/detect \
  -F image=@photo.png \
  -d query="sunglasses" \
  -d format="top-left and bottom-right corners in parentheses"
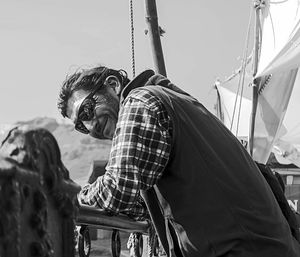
top-left (74, 69), bottom-right (108, 134)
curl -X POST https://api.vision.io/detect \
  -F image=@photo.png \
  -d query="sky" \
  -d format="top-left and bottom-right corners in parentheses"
top-left (0, 0), bottom-right (252, 125)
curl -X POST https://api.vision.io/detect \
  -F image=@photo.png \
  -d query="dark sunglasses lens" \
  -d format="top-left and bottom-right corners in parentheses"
top-left (75, 121), bottom-right (89, 134)
top-left (78, 98), bottom-right (95, 121)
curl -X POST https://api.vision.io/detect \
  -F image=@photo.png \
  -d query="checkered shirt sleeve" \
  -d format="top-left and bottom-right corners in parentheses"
top-left (78, 88), bottom-right (172, 220)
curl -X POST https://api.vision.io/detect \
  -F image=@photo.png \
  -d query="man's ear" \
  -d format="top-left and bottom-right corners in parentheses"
top-left (104, 75), bottom-right (122, 95)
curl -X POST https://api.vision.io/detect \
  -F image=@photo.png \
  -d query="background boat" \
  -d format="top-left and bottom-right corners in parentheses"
top-left (214, 0), bottom-right (300, 213)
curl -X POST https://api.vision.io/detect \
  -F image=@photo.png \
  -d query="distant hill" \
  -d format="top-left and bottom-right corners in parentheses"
top-left (0, 117), bottom-right (111, 185)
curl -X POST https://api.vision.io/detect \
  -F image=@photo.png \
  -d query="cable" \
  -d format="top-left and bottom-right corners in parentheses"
top-left (129, 0), bottom-right (136, 77)
top-left (230, 3), bottom-right (254, 137)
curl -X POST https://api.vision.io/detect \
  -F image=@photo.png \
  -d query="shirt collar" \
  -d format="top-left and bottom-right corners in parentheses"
top-left (120, 70), bottom-right (155, 104)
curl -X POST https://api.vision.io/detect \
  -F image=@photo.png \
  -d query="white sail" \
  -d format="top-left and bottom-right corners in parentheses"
top-left (252, 0), bottom-right (300, 166)
top-left (216, 84), bottom-right (251, 138)
top-left (256, 0), bottom-right (300, 77)
top-left (272, 73), bottom-right (300, 166)
top-left (215, 1), bottom-right (300, 167)
top-left (214, 52), bottom-right (255, 139)
top-left (252, 69), bottom-right (298, 164)
top-left (216, 70), bottom-right (300, 167)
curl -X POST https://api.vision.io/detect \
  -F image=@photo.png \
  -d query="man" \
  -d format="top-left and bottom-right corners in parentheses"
top-left (58, 66), bottom-right (300, 256)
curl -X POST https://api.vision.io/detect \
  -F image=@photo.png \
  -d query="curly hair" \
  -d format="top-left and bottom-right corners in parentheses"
top-left (57, 66), bottom-right (130, 118)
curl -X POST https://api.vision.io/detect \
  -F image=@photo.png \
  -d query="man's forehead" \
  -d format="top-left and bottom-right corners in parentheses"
top-left (66, 89), bottom-right (90, 122)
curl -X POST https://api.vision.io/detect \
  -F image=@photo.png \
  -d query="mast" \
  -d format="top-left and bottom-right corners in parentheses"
top-left (249, 1), bottom-right (262, 156)
top-left (144, 0), bottom-right (167, 76)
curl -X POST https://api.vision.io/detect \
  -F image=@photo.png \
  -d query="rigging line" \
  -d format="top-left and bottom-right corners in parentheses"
top-left (270, 0), bottom-right (289, 4)
top-left (230, 60), bottom-right (243, 132)
top-left (230, 4), bottom-right (254, 134)
top-left (253, 1), bottom-right (263, 74)
top-left (289, 19), bottom-right (300, 40)
top-left (236, 7), bottom-right (255, 136)
top-left (129, 0), bottom-right (136, 77)
top-left (254, 8), bottom-right (263, 61)
top-left (222, 55), bottom-right (252, 84)
top-left (268, 6), bottom-right (276, 49)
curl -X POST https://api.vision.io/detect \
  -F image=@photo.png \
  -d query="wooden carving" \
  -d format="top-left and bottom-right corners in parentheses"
top-left (0, 127), bottom-right (80, 257)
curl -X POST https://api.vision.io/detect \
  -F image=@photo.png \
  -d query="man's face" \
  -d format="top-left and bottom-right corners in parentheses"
top-left (66, 87), bottom-right (120, 140)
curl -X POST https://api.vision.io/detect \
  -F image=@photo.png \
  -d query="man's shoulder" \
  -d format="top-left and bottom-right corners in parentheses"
top-left (124, 86), bottom-right (162, 109)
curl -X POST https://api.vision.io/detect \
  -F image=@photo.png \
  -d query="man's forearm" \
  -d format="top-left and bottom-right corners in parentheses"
top-left (78, 175), bottom-right (148, 220)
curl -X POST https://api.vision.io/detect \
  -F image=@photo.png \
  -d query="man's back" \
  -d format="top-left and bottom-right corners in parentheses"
top-left (141, 82), bottom-right (300, 257)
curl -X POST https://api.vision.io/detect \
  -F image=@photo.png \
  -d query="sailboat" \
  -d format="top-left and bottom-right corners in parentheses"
top-left (215, 0), bottom-right (300, 213)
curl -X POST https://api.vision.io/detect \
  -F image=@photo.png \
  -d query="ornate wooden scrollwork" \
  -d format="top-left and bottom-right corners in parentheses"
top-left (111, 230), bottom-right (121, 257)
top-left (127, 232), bottom-right (143, 257)
top-left (78, 225), bottom-right (91, 257)
top-left (0, 127), bottom-right (160, 256)
top-left (0, 127), bottom-right (80, 257)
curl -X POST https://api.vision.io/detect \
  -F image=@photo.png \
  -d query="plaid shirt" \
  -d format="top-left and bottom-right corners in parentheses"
top-left (78, 88), bottom-right (172, 220)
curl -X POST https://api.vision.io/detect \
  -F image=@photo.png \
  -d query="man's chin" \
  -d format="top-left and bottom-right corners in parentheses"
top-left (90, 133), bottom-right (103, 140)
top-left (90, 133), bottom-right (113, 140)
top-left (90, 122), bottom-right (116, 140)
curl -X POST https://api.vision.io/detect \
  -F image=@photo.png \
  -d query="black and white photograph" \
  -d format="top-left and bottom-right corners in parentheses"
top-left (0, 1), bottom-right (300, 256)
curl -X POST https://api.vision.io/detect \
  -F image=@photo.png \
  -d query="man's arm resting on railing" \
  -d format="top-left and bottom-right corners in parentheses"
top-left (76, 204), bottom-right (149, 233)
top-left (78, 93), bottom-right (172, 221)
top-left (78, 174), bottom-right (148, 220)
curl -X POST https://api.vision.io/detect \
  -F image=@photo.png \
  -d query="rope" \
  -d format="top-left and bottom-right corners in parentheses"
top-left (147, 224), bottom-right (156, 257)
top-left (229, 3), bottom-right (254, 137)
top-left (129, 0), bottom-right (136, 77)
top-left (222, 55), bottom-right (252, 84)
top-left (235, 5), bottom-right (254, 137)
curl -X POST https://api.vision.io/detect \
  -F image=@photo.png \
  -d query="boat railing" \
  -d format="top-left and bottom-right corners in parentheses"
top-left (0, 128), bottom-right (156, 257)
top-left (76, 204), bottom-right (151, 257)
